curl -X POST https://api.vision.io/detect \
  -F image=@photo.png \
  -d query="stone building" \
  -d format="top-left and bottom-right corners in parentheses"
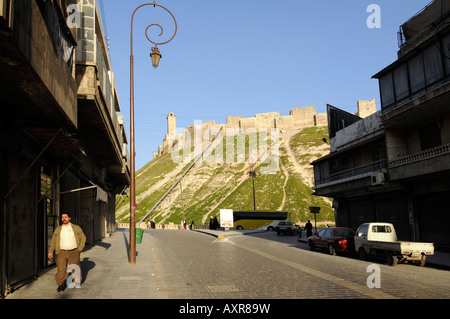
top-left (0, 0), bottom-right (129, 297)
top-left (312, 0), bottom-right (450, 251)
top-left (153, 101), bottom-right (376, 158)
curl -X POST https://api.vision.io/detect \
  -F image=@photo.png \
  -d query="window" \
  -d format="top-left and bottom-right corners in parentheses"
top-left (380, 73), bottom-right (395, 108)
top-left (420, 122), bottom-right (441, 150)
top-left (336, 229), bottom-right (354, 237)
top-left (323, 229), bottom-right (333, 237)
top-left (357, 224), bottom-right (368, 237)
top-left (372, 225), bottom-right (392, 233)
top-left (442, 33), bottom-right (450, 76)
top-left (423, 45), bottom-right (444, 86)
top-left (41, 167), bottom-right (56, 267)
top-left (318, 229), bottom-right (327, 236)
top-left (393, 64), bottom-right (409, 102)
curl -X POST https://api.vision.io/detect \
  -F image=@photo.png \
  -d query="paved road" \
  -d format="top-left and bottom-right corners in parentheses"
top-left (148, 229), bottom-right (450, 299)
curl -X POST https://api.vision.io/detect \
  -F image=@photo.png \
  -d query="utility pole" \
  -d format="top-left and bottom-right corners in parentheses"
top-left (249, 170), bottom-right (256, 211)
top-left (309, 206), bottom-right (320, 234)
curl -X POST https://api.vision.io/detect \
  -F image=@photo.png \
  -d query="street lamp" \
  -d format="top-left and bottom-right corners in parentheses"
top-left (150, 46), bottom-right (162, 69)
top-left (129, 1), bottom-right (177, 264)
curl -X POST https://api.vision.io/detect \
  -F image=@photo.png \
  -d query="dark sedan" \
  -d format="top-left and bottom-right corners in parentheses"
top-left (308, 227), bottom-right (355, 255)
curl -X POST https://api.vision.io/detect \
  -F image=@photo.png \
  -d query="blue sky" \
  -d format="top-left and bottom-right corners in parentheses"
top-left (99, 0), bottom-right (432, 170)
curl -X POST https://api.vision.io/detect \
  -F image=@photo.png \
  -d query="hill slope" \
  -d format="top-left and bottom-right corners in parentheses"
top-left (116, 126), bottom-right (333, 226)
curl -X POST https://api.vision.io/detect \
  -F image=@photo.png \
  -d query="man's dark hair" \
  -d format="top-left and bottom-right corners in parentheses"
top-left (61, 212), bottom-right (72, 218)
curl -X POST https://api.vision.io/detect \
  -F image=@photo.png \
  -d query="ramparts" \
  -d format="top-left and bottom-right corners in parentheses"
top-left (153, 100), bottom-right (376, 158)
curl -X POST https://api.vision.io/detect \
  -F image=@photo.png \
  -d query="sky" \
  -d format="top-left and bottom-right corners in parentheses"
top-left (99, 0), bottom-right (433, 170)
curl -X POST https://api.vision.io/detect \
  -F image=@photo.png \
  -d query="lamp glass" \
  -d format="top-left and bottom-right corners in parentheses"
top-left (150, 50), bottom-right (161, 69)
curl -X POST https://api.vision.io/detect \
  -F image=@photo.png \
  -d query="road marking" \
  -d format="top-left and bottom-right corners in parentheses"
top-left (227, 240), bottom-right (398, 299)
top-left (207, 285), bottom-right (239, 293)
top-left (119, 276), bottom-right (142, 281)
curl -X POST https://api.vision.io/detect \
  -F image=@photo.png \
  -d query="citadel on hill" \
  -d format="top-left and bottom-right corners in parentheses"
top-left (153, 100), bottom-right (377, 159)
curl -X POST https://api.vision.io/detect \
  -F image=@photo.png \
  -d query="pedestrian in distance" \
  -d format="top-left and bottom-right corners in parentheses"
top-left (48, 212), bottom-right (86, 292)
top-left (305, 220), bottom-right (313, 238)
top-left (213, 216), bottom-right (219, 230)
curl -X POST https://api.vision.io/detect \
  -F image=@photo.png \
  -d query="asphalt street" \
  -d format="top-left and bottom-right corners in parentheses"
top-left (150, 229), bottom-right (450, 299)
top-left (6, 228), bottom-right (450, 302)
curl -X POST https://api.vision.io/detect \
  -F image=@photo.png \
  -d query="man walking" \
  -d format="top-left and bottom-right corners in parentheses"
top-left (48, 213), bottom-right (86, 292)
top-left (305, 220), bottom-right (313, 237)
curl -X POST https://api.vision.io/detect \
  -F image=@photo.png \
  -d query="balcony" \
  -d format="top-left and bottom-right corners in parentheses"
top-left (73, 0), bottom-right (129, 188)
top-left (312, 135), bottom-right (388, 197)
top-left (314, 158), bottom-right (387, 190)
top-left (0, 0), bottom-right (78, 145)
top-left (388, 143), bottom-right (450, 181)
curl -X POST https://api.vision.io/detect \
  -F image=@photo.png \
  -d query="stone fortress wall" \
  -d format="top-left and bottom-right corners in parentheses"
top-left (153, 100), bottom-right (376, 159)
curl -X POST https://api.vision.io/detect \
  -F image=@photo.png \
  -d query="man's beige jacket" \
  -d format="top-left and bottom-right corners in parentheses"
top-left (49, 223), bottom-right (86, 255)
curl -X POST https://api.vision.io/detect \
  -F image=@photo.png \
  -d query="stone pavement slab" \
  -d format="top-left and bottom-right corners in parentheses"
top-left (6, 229), bottom-right (158, 299)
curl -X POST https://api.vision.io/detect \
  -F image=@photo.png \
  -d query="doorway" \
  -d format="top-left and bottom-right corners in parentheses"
top-left (39, 167), bottom-right (57, 268)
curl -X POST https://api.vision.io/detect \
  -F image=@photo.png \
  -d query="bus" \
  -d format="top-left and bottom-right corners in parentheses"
top-left (231, 211), bottom-right (289, 231)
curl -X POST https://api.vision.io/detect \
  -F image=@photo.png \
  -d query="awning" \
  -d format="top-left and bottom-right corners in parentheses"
top-left (25, 127), bottom-right (85, 158)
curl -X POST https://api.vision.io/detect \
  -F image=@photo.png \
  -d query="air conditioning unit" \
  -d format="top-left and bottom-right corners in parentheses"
top-left (371, 172), bottom-right (385, 185)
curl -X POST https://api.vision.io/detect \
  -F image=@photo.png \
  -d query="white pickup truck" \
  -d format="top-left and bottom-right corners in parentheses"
top-left (355, 222), bottom-right (434, 266)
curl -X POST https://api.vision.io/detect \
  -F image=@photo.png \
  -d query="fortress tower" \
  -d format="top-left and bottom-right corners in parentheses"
top-left (167, 111), bottom-right (176, 135)
top-left (160, 111), bottom-right (180, 155)
top-left (357, 99), bottom-right (377, 118)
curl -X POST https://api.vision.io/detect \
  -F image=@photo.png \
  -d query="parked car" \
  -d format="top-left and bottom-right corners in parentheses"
top-left (308, 227), bottom-right (355, 255)
top-left (275, 221), bottom-right (299, 235)
top-left (355, 222), bottom-right (434, 266)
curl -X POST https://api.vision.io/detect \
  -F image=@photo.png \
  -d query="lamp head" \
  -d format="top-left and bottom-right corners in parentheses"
top-left (150, 46), bottom-right (162, 69)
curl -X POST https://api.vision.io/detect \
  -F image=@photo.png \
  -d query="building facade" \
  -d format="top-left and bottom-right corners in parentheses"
top-left (312, 0), bottom-right (450, 251)
top-left (0, 0), bottom-right (129, 297)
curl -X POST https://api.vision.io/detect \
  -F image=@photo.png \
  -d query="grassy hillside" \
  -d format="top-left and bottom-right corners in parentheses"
top-left (116, 126), bottom-right (334, 226)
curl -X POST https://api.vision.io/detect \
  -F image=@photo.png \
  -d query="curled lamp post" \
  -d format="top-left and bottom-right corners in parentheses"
top-left (129, 1), bottom-right (177, 264)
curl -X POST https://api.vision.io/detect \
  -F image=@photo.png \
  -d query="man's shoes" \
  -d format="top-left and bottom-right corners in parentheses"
top-left (56, 283), bottom-right (66, 292)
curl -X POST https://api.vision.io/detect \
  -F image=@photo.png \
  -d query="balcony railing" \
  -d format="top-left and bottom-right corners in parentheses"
top-left (329, 159), bottom-right (387, 182)
top-left (95, 35), bottom-right (123, 151)
top-left (315, 159), bottom-right (387, 187)
top-left (388, 143), bottom-right (450, 168)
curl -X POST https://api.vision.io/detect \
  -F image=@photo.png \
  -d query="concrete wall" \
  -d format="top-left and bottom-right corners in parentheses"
top-left (331, 111), bottom-right (384, 152)
top-left (12, 0), bottom-right (78, 128)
